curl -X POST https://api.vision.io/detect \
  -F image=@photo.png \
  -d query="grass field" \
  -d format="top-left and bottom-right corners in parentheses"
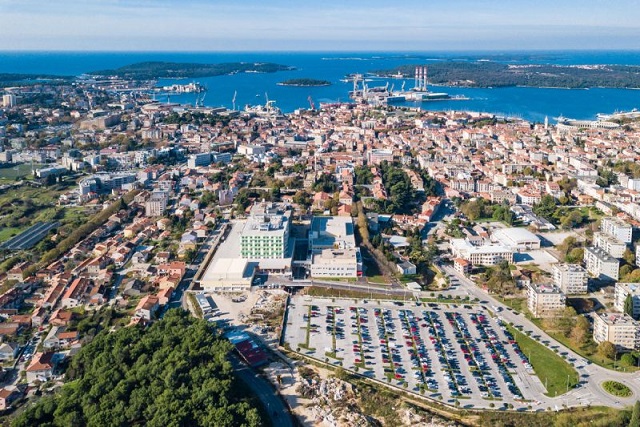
top-left (0, 226), bottom-right (24, 244)
top-left (0, 163), bottom-right (44, 182)
top-left (505, 324), bottom-right (578, 396)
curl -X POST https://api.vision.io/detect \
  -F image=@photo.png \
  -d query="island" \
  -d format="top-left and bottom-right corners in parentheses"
top-left (372, 62), bottom-right (640, 89)
top-left (277, 78), bottom-right (331, 87)
top-left (88, 61), bottom-right (295, 80)
top-left (0, 73), bottom-right (72, 88)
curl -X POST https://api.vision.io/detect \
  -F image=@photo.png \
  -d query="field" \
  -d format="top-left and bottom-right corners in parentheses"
top-left (0, 163), bottom-right (44, 182)
top-left (505, 324), bottom-right (578, 396)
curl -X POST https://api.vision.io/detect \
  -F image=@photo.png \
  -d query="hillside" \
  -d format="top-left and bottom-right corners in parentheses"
top-left (373, 62), bottom-right (640, 89)
top-left (12, 310), bottom-right (263, 427)
top-left (89, 61), bottom-right (294, 79)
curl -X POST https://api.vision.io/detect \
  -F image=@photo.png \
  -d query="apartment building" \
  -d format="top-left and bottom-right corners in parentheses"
top-left (594, 232), bottom-right (627, 259)
top-left (144, 191), bottom-right (168, 217)
top-left (583, 246), bottom-right (619, 281)
top-left (527, 284), bottom-right (566, 318)
top-left (601, 217), bottom-right (633, 244)
top-left (593, 313), bottom-right (640, 351)
top-left (614, 283), bottom-right (640, 319)
top-left (552, 263), bottom-right (588, 295)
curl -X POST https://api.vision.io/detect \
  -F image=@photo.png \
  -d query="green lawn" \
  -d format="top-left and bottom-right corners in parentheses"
top-left (505, 324), bottom-right (578, 396)
top-left (0, 226), bottom-right (24, 244)
top-left (0, 163), bottom-right (43, 182)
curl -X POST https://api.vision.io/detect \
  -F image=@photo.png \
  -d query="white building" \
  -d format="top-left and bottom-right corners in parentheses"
top-left (309, 216), bottom-right (361, 277)
top-left (552, 263), bottom-right (588, 295)
top-left (593, 313), bottom-right (640, 351)
top-left (450, 238), bottom-right (513, 266)
top-left (145, 191), bottom-right (168, 217)
top-left (583, 246), bottom-right (619, 281)
top-left (310, 249), bottom-right (359, 278)
top-left (594, 232), bottom-right (627, 259)
top-left (491, 227), bottom-right (541, 252)
top-left (527, 284), bottom-right (566, 318)
top-left (199, 258), bottom-right (255, 291)
top-left (601, 217), bottom-right (633, 244)
top-left (2, 93), bottom-right (16, 108)
top-left (614, 283), bottom-right (640, 318)
top-left (187, 152), bottom-right (212, 168)
top-left (636, 244), bottom-right (640, 268)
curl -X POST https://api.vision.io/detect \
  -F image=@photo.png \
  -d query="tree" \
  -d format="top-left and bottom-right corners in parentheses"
top-left (569, 316), bottom-right (591, 346)
top-left (630, 401), bottom-right (640, 427)
top-left (565, 248), bottom-right (584, 264)
top-left (620, 353), bottom-right (637, 368)
top-left (625, 294), bottom-right (635, 318)
top-left (597, 340), bottom-right (617, 360)
top-left (533, 195), bottom-right (557, 220)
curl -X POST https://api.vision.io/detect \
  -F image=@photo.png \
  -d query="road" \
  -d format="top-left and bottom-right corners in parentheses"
top-left (230, 356), bottom-right (294, 427)
top-left (440, 263), bottom-right (640, 409)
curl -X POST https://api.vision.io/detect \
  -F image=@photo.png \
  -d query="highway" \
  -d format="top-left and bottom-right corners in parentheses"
top-left (230, 356), bottom-right (294, 427)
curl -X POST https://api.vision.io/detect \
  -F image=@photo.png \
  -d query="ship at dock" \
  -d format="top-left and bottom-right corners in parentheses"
top-left (348, 66), bottom-right (467, 105)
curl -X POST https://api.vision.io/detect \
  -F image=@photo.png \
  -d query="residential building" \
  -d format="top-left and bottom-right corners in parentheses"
top-left (367, 149), bottom-right (393, 165)
top-left (0, 343), bottom-right (19, 361)
top-left (594, 232), bottom-right (627, 259)
top-left (552, 263), bottom-right (588, 295)
top-left (526, 284), bottom-right (566, 318)
top-left (25, 352), bottom-right (55, 383)
top-left (397, 260), bottom-right (417, 276)
top-left (135, 295), bottom-right (159, 320)
top-left (453, 258), bottom-right (472, 275)
top-left (583, 246), bottom-right (619, 281)
top-left (187, 152), bottom-right (212, 168)
top-left (145, 191), bottom-right (168, 217)
top-left (450, 238), bottom-right (514, 266)
top-left (2, 93), bottom-right (16, 108)
top-left (614, 283), bottom-right (640, 318)
top-left (593, 313), bottom-right (640, 351)
top-left (240, 202), bottom-right (291, 259)
top-left (0, 388), bottom-right (20, 411)
top-left (601, 217), bottom-right (633, 244)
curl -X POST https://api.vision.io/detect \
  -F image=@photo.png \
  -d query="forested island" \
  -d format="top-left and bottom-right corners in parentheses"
top-left (373, 62), bottom-right (640, 89)
top-left (12, 310), bottom-right (262, 427)
top-left (277, 78), bottom-right (331, 87)
top-left (0, 73), bottom-right (72, 88)
top-left (89, 61), bottom-right (294, 79)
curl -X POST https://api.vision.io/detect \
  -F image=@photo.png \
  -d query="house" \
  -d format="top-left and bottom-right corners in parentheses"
top-left (397, 260), bottom-right (417, 276)
top-left (50, 309), bottom-right (76, 327)
top-left (0, 387), bottom-right (20, 411)
top-left (7, 262), bottom-right (31, 281)
top-left (156, 251), bottom-right (171, 264)
top-left (156, 287), bottom-right (173, 306)
top-left (135, 295), bottom-right (159, 320)
top-left (131, 251), bottom-right (149, 264)
top-left (61, 278), bottom-right (91, 308)
top-left (157, 261), bottom-right (186, 278)
top-left (453, 258), bottom-right (472, 275)
top-left (43, 326), bottom-right (79, 350)
top-left (25, 352), bottom-right (55, 383)
top-left (0, 343), bottom-right (19, 361)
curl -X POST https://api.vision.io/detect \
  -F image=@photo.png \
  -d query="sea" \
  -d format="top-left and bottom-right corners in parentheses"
top-left (1, 50), bottom-right (639, 123)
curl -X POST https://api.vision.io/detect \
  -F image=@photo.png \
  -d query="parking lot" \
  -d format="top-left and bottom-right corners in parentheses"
top-left (285, 296), bottom-right (543, 408)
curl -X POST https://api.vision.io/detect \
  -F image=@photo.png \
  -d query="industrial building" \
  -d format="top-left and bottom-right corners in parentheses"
top-left (199, 258), bottom-right (256, 292)
top-left (491, 228), bottom-right (541, 252)
top-left (593, 313), bottom-right (640, 351)
top-left (552, 263), bottom-right (588, 295)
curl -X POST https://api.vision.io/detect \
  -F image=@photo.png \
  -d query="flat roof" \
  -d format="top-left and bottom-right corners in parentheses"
top-left (493, 227), bottom-right (540, 244)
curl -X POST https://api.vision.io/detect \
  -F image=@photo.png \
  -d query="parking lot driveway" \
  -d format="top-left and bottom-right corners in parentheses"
top-left (284, 296), bottom-right (540, 409)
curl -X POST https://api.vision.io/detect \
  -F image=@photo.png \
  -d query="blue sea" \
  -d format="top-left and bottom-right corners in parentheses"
top-left (1, 50), bottom-right (639, 122)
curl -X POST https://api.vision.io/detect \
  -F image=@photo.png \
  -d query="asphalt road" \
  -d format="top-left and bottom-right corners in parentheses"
top-left (440, 263), bottom-right (640, 409)
top-left (231, 356), bottom-right (294, 427)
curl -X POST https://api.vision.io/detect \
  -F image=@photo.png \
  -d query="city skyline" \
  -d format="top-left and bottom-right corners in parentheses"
top-left (1, 0), bottom-right (640, 51)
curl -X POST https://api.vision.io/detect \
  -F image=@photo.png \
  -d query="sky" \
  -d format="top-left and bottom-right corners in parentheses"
top-left (1, 0), bottom-right (640, 51)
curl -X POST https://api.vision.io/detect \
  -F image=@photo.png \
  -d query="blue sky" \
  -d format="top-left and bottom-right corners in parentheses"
top-left (1, 0), bottom-right (639, 51)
